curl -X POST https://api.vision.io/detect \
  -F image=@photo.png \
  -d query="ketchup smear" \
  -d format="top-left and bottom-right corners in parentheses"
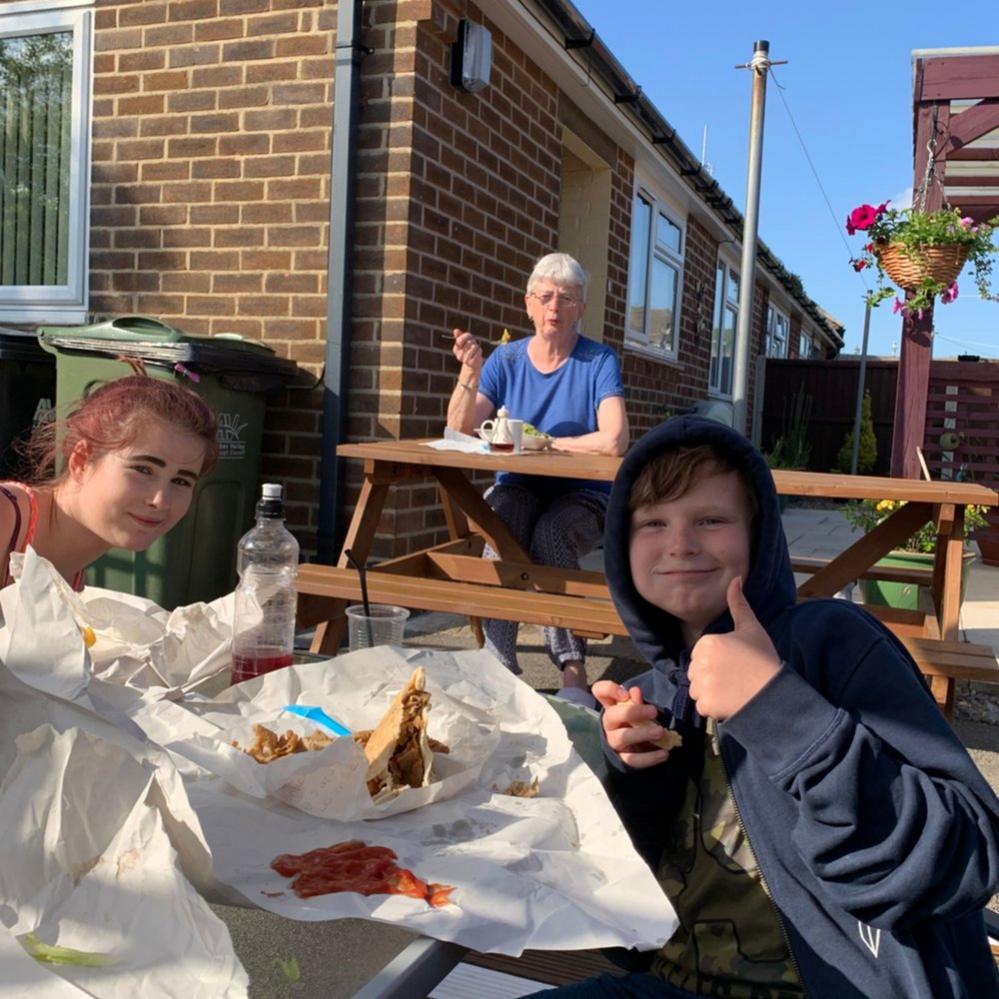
top-left (270, 840), bottom-right (454, 908)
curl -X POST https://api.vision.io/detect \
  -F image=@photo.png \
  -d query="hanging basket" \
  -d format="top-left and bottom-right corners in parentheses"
top-left (874, 241), bottom-right (969, 291)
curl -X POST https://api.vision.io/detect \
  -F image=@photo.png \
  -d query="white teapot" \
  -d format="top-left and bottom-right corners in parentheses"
top-left (479, 406), bottom-right (517, 451)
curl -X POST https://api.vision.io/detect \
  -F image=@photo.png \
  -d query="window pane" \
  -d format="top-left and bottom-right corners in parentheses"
top-left (655, 212), bottom-right (681, 254)
top-left (0, 30), bottom-right (72, 286)
top-left (627, 194), bottom-right (652, 334)
top-left (721, 306), bottom-right (736, 394)
top-left (649, 255), bottom-right (677, 351)
top-left (709, 263), bottom-right (725, 389)
top-left (727, 269), bottom-right (740, 305)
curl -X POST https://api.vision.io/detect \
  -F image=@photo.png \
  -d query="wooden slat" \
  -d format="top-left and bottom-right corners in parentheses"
top-left (428, 552), bottom-right (610, 597)
top-left (336, 442), bottom-right (999, 505)
top-left (864, 604), bottom-right (932, 638)
top-left (901, 637), bottom-right (999, 679)
top-left (296, 564), bottom-right (629, 636)
top-left (920, 54), bottom-right (999, 100)
top-left (774, 469), bottom-right (997, 506)
top-left (337, 440), bottom-right (620, 482)
top-left (790, 555), bottom-right (933, 586)
top-left (373, 538), bottom-right (481, 576)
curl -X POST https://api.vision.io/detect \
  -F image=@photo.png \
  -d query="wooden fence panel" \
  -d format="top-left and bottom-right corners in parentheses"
top-left (759, 358), bottom-right (899, 475)
top-left (925, 360), bottom-right (999, 529)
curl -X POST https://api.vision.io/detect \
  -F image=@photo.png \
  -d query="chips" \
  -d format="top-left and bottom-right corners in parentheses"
top-left (650, 729), bottom-right (683, 752)
top-left (499, 777), bottom-right (540, 798)
top-left (232, 724), bottom-right (333, 764)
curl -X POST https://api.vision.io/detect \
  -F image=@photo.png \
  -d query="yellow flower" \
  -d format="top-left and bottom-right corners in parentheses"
top-left (875, 499), bottom-right (894, 513)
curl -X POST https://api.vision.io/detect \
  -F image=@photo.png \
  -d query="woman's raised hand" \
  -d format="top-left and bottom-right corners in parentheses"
top-left (451, 328), bottom-right (483, 372)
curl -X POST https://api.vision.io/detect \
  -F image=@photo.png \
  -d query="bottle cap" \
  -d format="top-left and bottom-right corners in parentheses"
top-left (262, 483), bottom-right (283, 500)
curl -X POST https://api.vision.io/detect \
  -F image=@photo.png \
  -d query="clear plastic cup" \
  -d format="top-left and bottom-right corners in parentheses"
top-left (345, 604), bottom-right (410, 651)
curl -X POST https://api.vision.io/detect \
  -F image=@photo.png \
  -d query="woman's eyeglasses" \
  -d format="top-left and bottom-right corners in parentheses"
top-left (529, 292), bottom-right (581, 308)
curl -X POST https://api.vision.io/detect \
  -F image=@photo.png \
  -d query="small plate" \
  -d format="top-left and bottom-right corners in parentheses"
top-left (521, 434), bottom-right (552, 451)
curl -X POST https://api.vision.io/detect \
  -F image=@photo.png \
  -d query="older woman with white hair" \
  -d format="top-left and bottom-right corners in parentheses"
top-left (446, 252), bottom-right (629, 706)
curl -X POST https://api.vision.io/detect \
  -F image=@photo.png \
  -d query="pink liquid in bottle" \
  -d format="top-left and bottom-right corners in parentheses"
top-left (231, 647), bottom-right (294, 685)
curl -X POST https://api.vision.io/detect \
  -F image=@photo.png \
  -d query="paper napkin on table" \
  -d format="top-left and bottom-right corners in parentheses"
top-left (424, 428), bottom-right (488, 453)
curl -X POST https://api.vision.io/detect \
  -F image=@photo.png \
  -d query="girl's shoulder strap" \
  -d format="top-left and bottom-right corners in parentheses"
top-left (0, 480), bottom-right (39, 547)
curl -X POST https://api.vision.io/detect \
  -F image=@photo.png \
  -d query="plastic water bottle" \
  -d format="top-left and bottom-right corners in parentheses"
top-left (231, 483), bottom-right (300, 684)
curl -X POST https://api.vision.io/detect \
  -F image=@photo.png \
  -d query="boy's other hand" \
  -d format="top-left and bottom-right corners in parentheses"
top-left (688, 577), bottom-right (781, 722)
top-left (594, 681), bottom-right (672, 769)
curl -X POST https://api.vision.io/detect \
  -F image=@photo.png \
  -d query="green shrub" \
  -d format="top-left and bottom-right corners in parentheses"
top-left (835, 391), bottom-right (877, 473)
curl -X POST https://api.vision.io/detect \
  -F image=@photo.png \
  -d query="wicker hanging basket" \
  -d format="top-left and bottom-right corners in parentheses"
top-left (874, 241), bottom-right (969, 291)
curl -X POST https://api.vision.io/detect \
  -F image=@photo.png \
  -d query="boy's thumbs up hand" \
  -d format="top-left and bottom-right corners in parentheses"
top-left (688, 577), bottom-right (781, 722)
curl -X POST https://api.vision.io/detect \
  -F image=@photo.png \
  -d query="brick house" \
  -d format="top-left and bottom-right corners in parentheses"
top-left (2, 0), bottom-right (843, 562)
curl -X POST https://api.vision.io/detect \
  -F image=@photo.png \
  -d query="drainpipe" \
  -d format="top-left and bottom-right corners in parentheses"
top-left (317, 0), bottom-right (364, 564)
top-left (732, 40), bottom-right (771, 435)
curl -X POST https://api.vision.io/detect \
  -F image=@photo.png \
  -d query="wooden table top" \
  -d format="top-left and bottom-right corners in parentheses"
top-left (337, 440), bottom-right (999, 505)
top-left (336, 439), bottom-right (620, 480)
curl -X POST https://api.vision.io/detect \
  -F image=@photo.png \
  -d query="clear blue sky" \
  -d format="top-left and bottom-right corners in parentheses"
top-left (571, 0), bottom-right (998, 359)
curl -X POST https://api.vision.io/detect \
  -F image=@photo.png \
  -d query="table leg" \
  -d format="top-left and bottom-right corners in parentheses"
top-left (308, 471), bottom-right (391, 656)
top-left (438, 479), bottom-right (484, 646)
top-left (433, 466), bottom-right (532, 647)
top-left (932, 504), bottom-right (964, 642)
top-left (433, 466), bottom-right (530, 562)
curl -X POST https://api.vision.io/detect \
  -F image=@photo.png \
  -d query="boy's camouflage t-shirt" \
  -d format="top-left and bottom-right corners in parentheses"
top-left (652, 721), bottom-right (805, 998)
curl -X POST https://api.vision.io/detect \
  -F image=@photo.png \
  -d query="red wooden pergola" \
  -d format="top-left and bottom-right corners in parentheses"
top-left (891, 47), bottom-right (999, 478)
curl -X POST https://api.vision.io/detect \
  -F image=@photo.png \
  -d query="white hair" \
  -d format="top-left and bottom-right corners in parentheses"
top-left (526, 253), bottom-right (588, 302)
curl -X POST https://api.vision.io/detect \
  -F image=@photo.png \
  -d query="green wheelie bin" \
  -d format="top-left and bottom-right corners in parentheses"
top-left (38, 316), bottom-right (300, 609)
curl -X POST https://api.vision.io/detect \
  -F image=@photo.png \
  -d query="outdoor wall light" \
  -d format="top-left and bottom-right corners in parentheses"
top-left (451, 20), bottom-right (492, 93)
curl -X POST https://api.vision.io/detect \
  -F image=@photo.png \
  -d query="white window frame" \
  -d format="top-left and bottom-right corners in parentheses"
top-left (766, 303), bottom-right (789, 359)
top-left (798, 329), bottom-right (812, 359)
top-left (0, 0), bottom-right (92, 323)
top-left (709, 257), bottom-right (739, 398)
top-left (625, 185), bottom-right (685, 360)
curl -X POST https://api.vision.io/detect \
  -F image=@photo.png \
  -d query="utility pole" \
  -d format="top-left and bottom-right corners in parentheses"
top-left (732, 41), bottom-right (784, 435)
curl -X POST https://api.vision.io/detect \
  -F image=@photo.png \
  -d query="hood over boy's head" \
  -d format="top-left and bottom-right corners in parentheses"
top-left (605, 415), bottom-right (797, 667)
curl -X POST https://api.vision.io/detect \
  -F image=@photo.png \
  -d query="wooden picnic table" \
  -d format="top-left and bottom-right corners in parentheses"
top-left (297, 441), bottom-right (999, 671)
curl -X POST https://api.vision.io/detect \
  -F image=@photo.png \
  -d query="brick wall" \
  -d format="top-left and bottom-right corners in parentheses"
top-left (90, 0), bottom-right (335, 551)
top-left (87, 0), bottom-right (812, 562)
top-left (349, 0), bottom-right (571, 556)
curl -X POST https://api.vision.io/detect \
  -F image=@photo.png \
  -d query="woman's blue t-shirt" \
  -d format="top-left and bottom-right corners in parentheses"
top-left (478, 334), bottom-right (624, 496)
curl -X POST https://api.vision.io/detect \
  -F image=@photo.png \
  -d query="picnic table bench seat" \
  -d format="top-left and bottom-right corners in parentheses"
top-left (899, 636), bottom-right (999, 718)
top-left (296, 561), bottom-right (628, 644)
top-left (297, 562), bottom-right (998, 722)
top-left (790, 554), bottom-right (934, 587)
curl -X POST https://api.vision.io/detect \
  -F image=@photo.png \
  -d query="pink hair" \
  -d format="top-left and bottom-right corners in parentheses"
top-left (20, 375), bottom-right (218, 484)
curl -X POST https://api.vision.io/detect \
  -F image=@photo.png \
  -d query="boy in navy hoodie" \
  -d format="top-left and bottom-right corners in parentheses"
top-left (534, 416), bottom-right (999, 998)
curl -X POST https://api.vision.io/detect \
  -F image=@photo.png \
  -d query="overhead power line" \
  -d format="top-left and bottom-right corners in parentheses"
top-left (768, 66), bottom-right (873, 297)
